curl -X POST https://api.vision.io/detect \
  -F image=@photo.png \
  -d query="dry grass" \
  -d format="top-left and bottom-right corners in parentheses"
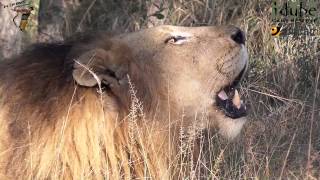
top-left (2, 0), bottom-right (320, 179)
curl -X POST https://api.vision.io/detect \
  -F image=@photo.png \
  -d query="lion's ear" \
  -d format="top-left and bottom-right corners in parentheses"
top-left (72, 48), bottom-right (128, 88)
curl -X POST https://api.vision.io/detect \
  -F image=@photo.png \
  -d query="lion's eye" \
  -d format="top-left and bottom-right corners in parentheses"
top-left (165, 36), bottom-right (187, 45)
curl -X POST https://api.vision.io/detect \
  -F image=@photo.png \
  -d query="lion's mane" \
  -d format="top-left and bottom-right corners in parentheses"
top-left (0, 41), bottom-right (173, 179)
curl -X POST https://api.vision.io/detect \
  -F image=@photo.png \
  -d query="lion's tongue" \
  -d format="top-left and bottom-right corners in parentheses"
top-left (217, 89), bottom-right (242, 109)
top-left (217, 90), bottom-right (228, 100)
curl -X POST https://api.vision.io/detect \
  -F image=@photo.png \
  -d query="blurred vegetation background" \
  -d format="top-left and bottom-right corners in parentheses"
top-left (0, 0), bottom-right (319, 179)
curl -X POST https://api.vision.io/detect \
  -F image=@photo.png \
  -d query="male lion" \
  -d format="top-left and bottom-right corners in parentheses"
top-left (0, 25), bottom-right (248, 179)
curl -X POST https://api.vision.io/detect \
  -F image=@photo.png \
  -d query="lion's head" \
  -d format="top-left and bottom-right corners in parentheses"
top-left (0, 25), bottom-right (248, 179)
top-left (73, 25), bottom-right (248, 139)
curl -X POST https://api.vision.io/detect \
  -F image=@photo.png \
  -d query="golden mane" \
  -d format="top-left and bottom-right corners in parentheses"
top-left (0, 42), bottom-right (176, 179)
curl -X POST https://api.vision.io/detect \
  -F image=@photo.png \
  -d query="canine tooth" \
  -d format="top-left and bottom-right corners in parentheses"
top-left (232, 90), bottom-right (241, 109)
top-left (218, 90), bottom-right (228, 100)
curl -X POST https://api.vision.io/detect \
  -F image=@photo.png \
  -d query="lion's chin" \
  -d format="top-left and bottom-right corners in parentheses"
top-left (217, 116), bottom-right (247, 140)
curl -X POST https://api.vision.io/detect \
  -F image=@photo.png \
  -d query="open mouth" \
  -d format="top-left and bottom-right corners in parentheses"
top-left (215, 67), bottom-right (247, 119)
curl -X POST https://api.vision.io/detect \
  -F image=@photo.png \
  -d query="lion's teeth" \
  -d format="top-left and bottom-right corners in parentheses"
top-left (232, 90), bottom-right (241, 109)
top-left (218, 90), bottom-right (228, 100)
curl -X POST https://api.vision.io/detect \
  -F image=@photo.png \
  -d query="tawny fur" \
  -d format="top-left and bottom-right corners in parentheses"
top-left (0, 42), bottom-right (173, 179)
top-left (0, 25), bottom-right (248, 179)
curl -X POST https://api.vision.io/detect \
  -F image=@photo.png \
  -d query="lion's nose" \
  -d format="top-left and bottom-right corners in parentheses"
top-left (230, 28), bottom-right (245, 45)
